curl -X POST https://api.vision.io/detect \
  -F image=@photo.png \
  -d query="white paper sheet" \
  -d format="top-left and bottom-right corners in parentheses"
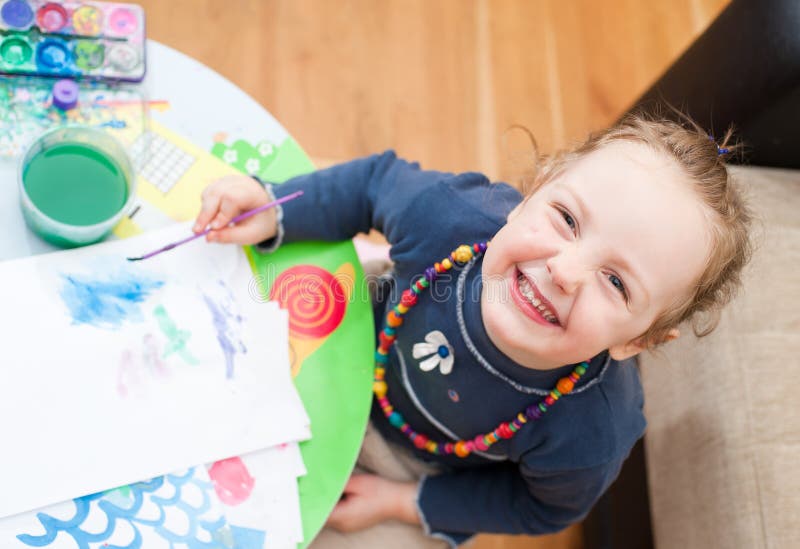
top-left (263, 477), bottom-right (305, 547)
top-left (208, 443), bottom-right (307, 547)
top-left (0, 223), bottom-right (309, 518)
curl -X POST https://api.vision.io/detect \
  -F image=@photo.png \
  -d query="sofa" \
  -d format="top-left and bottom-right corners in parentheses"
top-left (640, 165), bottom-right (799, 548)
top-left (583, 1), bottom-right (800, 547)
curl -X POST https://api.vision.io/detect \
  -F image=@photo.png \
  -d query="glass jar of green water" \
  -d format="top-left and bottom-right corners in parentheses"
top-left (18, 126), bottom-right (136, 247)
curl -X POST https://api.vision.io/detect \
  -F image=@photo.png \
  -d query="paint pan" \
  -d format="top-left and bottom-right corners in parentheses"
top-left (1, 0), bottom-right (35, 29)
top-left (18, 125), bottom-right (136, 247)
top-left (36, 2), bottom-right (69, 32)
top-left (0, 35), bottom-right (34, 66)
top-left (35, 37), bottom-right (70, 73)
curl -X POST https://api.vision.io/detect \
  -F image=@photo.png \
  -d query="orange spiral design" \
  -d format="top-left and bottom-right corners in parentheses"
top-left (269, 265), bottom-right (347, 339)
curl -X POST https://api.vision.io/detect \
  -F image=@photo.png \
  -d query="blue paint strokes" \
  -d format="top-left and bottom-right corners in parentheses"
top-left (17, 468), bottom-right (234, 548)
top-left (95, 119), bottom-right (127, 129)
top-left (230, 525), bottom-right (267, 548)
top-left (203, 295), bottom-right (236, 378)
top-left (202, 281), bottom-right (247, 379)
top-left (59, 269), bottom-right (164, 330)
top-left (16, 498), bottom-right (90, 546)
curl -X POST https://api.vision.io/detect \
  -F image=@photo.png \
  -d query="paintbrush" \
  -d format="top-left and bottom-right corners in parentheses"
top-left (126, 190), bottom-right (303, 262)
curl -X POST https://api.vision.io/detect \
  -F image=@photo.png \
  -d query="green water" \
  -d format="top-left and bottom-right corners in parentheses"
top-left (23, 142), bottom-right (128, 226)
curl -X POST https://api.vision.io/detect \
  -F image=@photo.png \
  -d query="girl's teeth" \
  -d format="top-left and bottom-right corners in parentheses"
top-left (518, 273), bottom-right (557, 323)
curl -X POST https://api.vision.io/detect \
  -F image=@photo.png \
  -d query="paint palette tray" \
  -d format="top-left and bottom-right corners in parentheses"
top-left (0, 0), bottom-right (146, 82)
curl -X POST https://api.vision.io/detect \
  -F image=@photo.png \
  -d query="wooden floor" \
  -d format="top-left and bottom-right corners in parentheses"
top-left (136, 1), bottom-right (729, 547)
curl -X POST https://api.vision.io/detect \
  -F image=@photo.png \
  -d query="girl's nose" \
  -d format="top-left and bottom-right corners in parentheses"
top-left (546, 249), bottom-right (585, 294)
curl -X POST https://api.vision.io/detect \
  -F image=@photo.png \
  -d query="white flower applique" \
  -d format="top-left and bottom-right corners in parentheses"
top-left (258, 142), bottom-right (275, 157)
top-left (412, 330), bottom-right (454, 375)
top-left (222, 149), bottom-right (238, 164)
top-left (245, 157), bottom-right (261, 174)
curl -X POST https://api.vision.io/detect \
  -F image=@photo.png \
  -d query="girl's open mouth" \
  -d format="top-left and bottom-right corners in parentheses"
top-left (511, 269), bottom-right (561, 327)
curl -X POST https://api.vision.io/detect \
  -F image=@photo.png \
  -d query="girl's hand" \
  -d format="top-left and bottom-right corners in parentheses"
top-left (326, 474), bottom-right (420, 532)
top-left (193, 175), bottom-right (278, 245)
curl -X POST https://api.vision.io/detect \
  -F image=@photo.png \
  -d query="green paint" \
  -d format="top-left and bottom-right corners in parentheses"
top-left (74, 40), bottom-right (105, 70)
top-left (153, 305), bottom-right (198, 365)
top-left (105, 485), bottom-right (131, 499)
top-left (0, 37), bottom-right (33, 66)
top-left (22, 141), bottom-right (129, 226)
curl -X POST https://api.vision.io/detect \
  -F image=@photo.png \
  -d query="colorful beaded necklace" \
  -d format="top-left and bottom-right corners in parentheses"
top-left (373, 242), bottom-right (589, 458)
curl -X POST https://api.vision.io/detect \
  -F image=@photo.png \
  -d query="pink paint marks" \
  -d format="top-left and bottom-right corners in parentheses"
top-left (142, 333), bottom-right (168, 377)
top-left (116, 334), bottom-right (169, 398)
top-left (116, 350), bottom-right (136, 397)
top-left (208, 457), bottom-right (255, 506)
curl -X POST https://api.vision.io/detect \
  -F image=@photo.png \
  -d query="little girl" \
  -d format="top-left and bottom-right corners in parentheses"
top-left (194, 113), bottom-right (751, 547)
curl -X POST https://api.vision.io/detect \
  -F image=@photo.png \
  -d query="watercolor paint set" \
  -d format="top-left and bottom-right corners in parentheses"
top-left (0, 0), bottom-right (145, 82)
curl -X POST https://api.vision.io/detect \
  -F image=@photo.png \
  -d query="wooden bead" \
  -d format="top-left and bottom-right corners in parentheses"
top-left (454, 441), bottom-right (470, 457)
top-left (557, 378), bottom-right (575, 394)
top-left (373, 381), bottom-right (387, 398)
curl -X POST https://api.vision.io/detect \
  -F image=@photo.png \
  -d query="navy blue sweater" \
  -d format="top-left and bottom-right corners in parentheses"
top-left (264, 152), bottom-right (646, 546)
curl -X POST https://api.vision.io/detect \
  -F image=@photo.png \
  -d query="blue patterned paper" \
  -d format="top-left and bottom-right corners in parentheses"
top-left (1, 468), bottom-right (236, 548)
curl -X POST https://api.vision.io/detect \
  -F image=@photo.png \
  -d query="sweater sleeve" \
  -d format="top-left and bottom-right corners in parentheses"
top-left (417, 455), bottom-right (625, 544)
top-left (262, 150), bottom-right (450, 245)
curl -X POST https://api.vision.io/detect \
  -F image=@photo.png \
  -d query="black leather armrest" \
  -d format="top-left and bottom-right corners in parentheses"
top-left (626, 0), bottom-right (800, 168)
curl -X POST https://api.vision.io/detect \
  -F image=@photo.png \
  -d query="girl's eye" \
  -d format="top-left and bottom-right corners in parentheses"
top-left (608, 273), bottom-right (628, 299)
top-left (559, 208), bottom-right (577, 234)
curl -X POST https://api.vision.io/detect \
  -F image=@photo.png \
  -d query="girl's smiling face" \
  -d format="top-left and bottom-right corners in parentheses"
top-left (481, 141), bottom-right (712, 370)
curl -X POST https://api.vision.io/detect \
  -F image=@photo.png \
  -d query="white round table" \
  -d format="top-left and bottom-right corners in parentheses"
top-left (0, 40), bottom-right (374, 548)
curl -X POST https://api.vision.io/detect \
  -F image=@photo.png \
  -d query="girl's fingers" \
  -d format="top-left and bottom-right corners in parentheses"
top-left (207, 220), bottom-right (267, 245)
top-left (194, 191), bottom-right (222, 233)
top-left (209, 198), bottom-right (242, 230)
top-left (196, 176), bottom-right (269, 233)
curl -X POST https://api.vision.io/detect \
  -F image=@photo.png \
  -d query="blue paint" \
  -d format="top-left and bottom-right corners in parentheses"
top-left (59, 269), bottom-right (164, 329)
top-left (96, 119), bottom-right (127, 129)
top-left (1, 0), bottom-right (34, 28)
top-left (17, 469), bottom-right (234, 548)
top-left (35, 39), bottom-right (70, 73)
top-left (230, 525), bottom-right (267, 548)
top-left (203, 287), bottom-right (247, 379)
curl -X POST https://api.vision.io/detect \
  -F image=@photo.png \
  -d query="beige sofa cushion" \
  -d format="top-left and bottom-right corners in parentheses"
top-left (639, 166), bottom-right (800, 549)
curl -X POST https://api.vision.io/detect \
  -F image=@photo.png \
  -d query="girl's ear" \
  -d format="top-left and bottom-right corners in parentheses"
top-left (608, 328), bottom-right (681, 360)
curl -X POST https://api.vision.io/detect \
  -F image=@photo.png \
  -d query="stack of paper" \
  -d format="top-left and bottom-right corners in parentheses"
top-left (0, 223), bottom-right (310, 548)
top-left (213, 443), bottom-right (308, 547)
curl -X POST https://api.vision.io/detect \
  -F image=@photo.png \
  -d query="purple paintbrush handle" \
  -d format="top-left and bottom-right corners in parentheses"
top-left (130, 190), bottom-right (304, 261)
top-left (136, 231), bottom-right (204, 261)
top-left (227, 190), bottom-right (304, 225)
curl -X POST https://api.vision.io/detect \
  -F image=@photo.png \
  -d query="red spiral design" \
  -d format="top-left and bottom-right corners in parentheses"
top-left (269, 265), bottom-right (347, 338)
